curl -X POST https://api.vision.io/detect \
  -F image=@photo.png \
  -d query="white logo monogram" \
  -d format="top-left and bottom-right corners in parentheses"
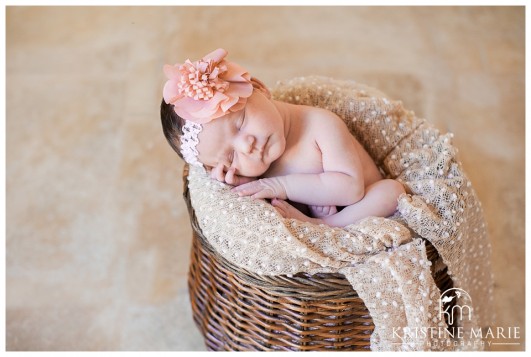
top-left (439, 288), bottom-right (473, 325)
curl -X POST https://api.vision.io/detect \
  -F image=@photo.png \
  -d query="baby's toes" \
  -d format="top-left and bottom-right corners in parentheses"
top-left (309, 205), bottom-right (328, 218)
top-left (308, 205), bottom-right (321, 215)
top-left (328, 206), bottom-right (338, 215)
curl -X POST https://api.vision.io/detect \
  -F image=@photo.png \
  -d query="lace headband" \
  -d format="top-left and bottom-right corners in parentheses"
top-left (180, 121), bottom-right (203, 168)
top-left (163, 48), bottom-right (254, 166)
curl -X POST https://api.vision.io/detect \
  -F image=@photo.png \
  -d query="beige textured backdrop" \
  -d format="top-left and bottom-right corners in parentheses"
top-left (6, 6), bottom-right (524, 351)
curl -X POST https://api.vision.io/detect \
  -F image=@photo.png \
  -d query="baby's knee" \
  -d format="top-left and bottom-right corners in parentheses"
top-left (381, 179), bottom-right (405, 211)
top-left (385, 179), bottom-right (406, 199)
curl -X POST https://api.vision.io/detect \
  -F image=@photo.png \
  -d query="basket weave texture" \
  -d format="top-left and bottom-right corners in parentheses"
top-left (184, 167), bottom-right (454, 351)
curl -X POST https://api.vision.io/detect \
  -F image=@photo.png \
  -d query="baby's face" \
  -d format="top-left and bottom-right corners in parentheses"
top-left (196, 91), bottom-right (286, 177)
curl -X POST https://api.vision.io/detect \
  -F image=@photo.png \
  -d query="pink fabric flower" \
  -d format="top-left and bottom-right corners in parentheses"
top-left (163, 48), bottom-right (253, 124)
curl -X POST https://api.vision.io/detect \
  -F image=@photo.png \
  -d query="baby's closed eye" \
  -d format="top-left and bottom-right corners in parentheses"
top-left (236, 109), bottom-right (246, 130)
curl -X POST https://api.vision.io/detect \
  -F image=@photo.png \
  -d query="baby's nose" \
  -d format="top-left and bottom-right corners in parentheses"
top-left (235, 134), bottom-right (256, 154)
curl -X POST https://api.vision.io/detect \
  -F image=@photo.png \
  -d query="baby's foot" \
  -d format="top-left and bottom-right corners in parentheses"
top-left (308, 205), bottom-right (338, 218)
top-left (272, 199), bottom-right (322, 225)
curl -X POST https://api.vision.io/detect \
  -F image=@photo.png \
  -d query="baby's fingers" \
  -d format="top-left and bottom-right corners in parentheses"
top-left (231, 181), bottom-right (262, 196)
top-left (225, 167), bottom-right (237, 185)
top-left (225, 169), bottom-right (257, 186)
top-left (235, 184), bottom-right (274, 199)
top-left (210, 163), bottom-right (226, 182)
top-left (250, 190), bottom-right (275, 200)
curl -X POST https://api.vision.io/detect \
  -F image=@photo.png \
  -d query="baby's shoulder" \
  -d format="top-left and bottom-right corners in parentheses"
top-left (301, 106), bottom-right (349, 135)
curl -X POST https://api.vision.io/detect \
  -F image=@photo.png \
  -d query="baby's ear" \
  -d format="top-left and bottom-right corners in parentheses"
top-left (251, 77), bottom-right (271, 99)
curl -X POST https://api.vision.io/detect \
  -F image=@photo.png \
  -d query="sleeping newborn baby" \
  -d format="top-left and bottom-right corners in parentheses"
top-left (160, 48), bottom-right (405, 227)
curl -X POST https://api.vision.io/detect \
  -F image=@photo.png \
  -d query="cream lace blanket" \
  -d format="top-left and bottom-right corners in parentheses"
top-left (186, 76), bottom-right (494, 351)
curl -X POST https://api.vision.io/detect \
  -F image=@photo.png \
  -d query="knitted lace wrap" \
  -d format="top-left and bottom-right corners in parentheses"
top-left (186, 76), bottom-right (494, 351)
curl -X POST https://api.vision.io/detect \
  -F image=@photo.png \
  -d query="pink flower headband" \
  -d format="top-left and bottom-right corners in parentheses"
top-left (162, 48), bottom-right (254, 167)
top-left (163, 48), bottom-right (254, 124)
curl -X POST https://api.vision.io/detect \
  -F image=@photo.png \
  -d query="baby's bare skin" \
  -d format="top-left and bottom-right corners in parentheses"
top-left (197, 88), bottom-right (405, 227)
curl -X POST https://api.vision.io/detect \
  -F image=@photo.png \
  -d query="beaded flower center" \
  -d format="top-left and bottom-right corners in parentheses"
top-left (178, 59), bottom-right (229, 100)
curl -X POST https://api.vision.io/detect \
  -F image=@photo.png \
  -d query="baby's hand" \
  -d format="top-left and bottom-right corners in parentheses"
top-left (210, 163), bottom-right (255, 186)
top-left (231, 177), bottom-right (287, 200)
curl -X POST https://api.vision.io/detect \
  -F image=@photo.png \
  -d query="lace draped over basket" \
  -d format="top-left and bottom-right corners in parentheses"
top-left (186, 76), bottom-right (494, 351)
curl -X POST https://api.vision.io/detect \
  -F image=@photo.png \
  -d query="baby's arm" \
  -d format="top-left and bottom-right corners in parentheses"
top-left (231, 172), bottom-right (363, 206)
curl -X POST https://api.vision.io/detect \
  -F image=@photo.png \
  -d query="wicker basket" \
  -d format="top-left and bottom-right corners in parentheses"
top-left (184, 166), bottom-right (454, 351)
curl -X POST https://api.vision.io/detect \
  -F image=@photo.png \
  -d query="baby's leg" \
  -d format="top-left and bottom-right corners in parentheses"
top-left (321, 179), bottom-right (405, 227)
